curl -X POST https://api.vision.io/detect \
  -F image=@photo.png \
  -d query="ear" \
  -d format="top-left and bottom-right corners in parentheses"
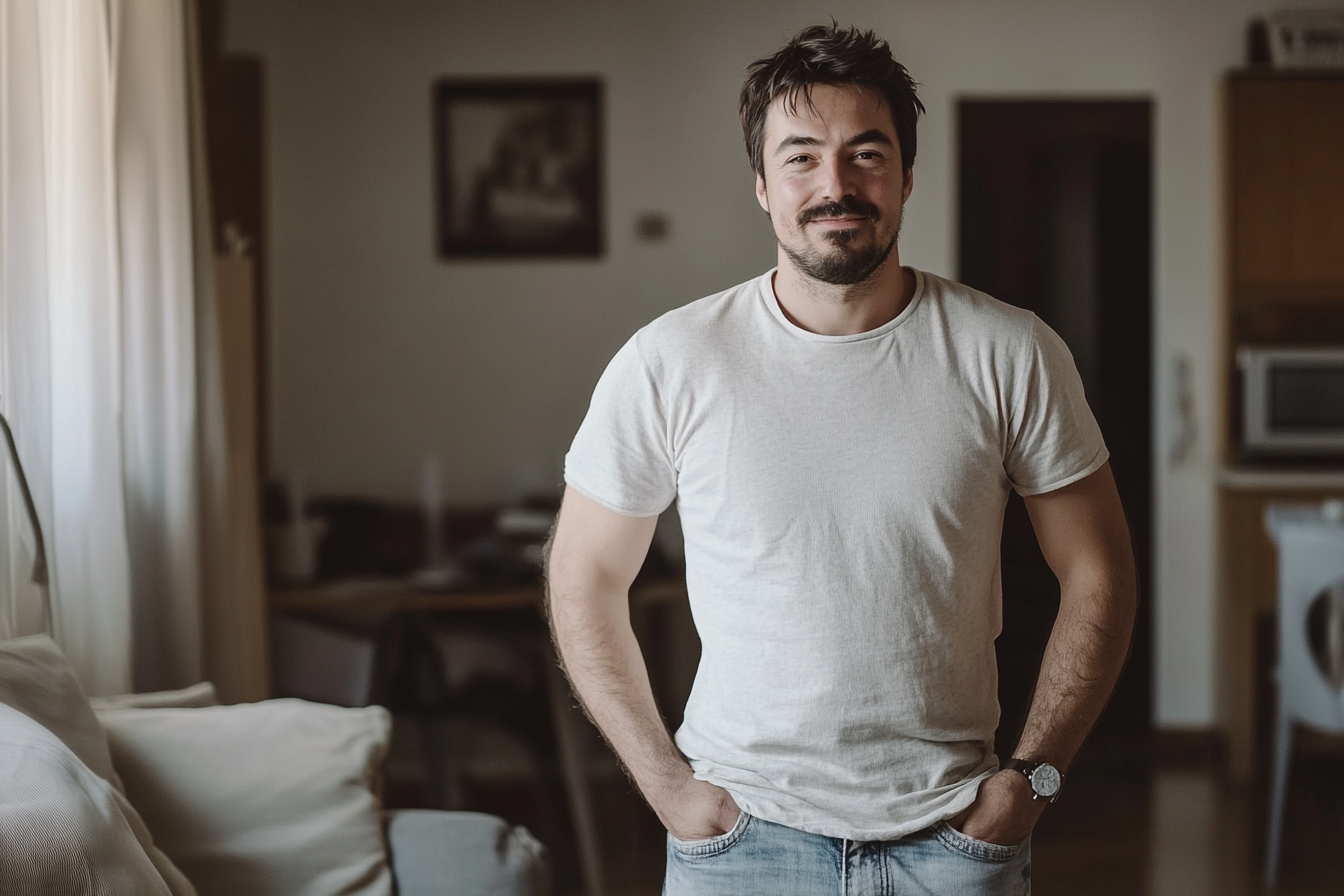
top-left (902, 167), bottom-right (914, 205)
top-left (755, 172), bottom-right (770, 213)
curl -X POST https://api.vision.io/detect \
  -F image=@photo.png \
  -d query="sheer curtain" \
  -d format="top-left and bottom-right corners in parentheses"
top-left (1, 0), bottom-right (135, 695)
top-left (0, 0), bottom-right (233, 696)
top-left (116, 0), bottom-right (205, 693)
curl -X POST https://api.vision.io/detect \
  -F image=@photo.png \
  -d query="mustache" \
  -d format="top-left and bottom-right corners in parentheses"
top-left (797, 197), bottom-right (882, 227)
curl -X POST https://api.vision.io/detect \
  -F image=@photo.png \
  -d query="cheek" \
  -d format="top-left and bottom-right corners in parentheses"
top-left (772, 201), bottom-right (801, 230)
top-left (770, 180), bottom-right (811, 218)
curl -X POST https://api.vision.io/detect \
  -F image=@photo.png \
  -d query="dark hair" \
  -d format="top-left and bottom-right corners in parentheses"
top-left (739, 23), bottom-right (925, 178)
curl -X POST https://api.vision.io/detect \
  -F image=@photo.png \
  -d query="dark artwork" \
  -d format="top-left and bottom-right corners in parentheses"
top-left (435, 78), bottom-right (602, 257)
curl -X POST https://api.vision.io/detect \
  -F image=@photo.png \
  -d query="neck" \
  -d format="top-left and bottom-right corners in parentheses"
top-left (772, 253), bottom-right (915, 336)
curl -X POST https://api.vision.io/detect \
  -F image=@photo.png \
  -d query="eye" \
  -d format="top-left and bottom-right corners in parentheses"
top-left (854, 150), bottom-right (884, 161)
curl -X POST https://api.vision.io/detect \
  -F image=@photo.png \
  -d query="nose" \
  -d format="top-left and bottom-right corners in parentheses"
top-left (817, 156), bottom-right (854, 201)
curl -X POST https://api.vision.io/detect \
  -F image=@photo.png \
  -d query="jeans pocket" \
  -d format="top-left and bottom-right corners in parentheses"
top-left (668, 810), bottom-right (752, 859)
top-left (934, 821), bottom-right (1027, 864)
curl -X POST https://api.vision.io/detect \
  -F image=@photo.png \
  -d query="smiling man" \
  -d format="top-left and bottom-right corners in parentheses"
top-left (546, 23), bottom-right (1136, 896)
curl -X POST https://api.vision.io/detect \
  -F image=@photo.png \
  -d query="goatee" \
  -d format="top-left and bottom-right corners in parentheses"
top-left (779, 222), bottom-right (903, 283)
top-left (780, 200), bottom-right (901, 285)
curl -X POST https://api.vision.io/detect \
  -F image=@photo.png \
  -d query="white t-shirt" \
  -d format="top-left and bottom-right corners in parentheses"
top-left (564, 268), bottom-right (1108, 840)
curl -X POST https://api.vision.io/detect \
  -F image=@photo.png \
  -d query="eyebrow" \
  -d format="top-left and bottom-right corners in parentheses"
top-left (773, 129), bottom-right (895, 156)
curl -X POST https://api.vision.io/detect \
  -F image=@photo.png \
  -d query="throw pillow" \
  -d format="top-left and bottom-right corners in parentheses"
top-left (96, 699), bottom-right (394, 896)
top-left (0, 634), bottom-right (115, 781)
top-left (0, 702), bottom-right (197, 896)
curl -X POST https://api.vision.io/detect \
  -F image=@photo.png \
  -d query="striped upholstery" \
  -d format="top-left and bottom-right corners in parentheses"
top-left (0, 637), bottom-right (196, 896)
top-left (0, 703), bottom-right (193, 895)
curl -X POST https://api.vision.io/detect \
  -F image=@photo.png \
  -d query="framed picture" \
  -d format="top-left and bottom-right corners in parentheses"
top-left (435, 77), bottom-right (603, 257)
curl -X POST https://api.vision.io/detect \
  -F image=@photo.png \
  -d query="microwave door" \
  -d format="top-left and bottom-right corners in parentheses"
top-left (1271, 367), bottom-right (1344, 432)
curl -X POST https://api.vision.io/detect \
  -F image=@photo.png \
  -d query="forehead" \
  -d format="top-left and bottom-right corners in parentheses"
top-left (764, 83), bottom-right (895, 140)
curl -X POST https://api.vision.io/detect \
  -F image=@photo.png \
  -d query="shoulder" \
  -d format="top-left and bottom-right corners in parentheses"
top-left (631, 272), bottom-right (771, 365)
top-left (915, 270), bottom-right (1041, 345)
top-left (911, 271), bottom-right (1078, 385)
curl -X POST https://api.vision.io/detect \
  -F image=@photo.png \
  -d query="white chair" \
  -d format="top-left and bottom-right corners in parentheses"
top-left (1263, 501), bottom-right (1344, 886)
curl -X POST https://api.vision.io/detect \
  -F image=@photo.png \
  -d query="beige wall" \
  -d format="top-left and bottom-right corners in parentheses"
top-left (227, 0), bottom-right (1344, 730)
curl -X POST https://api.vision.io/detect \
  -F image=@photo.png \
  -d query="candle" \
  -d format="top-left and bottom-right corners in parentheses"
top-left (421, 456), bottom-right (442, 520)
top-left (421, 456), bottom-right (444, 567)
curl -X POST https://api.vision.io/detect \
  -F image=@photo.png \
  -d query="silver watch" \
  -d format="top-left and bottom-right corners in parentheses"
top-left (1002, 758), bottom-right (1063, 802)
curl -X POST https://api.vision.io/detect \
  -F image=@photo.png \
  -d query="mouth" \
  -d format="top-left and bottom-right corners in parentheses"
top-left (810, 215), bottom-right (868, 228)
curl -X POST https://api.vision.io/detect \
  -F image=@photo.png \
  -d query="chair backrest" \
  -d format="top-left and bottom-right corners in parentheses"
top-left (1266, 503), bottom-right (1344, 733)
top-left (0, 409), bottom-right (51, 639)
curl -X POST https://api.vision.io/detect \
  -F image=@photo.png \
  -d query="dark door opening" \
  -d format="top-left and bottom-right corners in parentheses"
top-left (958, 100), bottom-right (1153, 772)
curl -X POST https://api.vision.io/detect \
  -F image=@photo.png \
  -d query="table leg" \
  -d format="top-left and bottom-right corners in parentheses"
top-left (543, 650), bottom-right (608, 896)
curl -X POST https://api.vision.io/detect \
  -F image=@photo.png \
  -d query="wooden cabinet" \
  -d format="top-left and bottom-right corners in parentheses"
top-left (1224, 73), bottom-right (1344, 460)
top-left (1229, 74), bottom-right (1344, 311)
top-left (1219, 72), bottom-right (1344, 782)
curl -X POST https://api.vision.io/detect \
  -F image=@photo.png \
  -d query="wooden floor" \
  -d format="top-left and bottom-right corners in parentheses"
top-left (385, 728), bottom-right (1344, 895)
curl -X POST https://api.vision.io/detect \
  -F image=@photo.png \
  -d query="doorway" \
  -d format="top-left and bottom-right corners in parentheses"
top-left (958, 100), bottom-right (1153, 768)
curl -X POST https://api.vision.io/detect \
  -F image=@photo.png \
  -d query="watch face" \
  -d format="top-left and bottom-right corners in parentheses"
top-left (1030, 764), bottom-right (1062, 797)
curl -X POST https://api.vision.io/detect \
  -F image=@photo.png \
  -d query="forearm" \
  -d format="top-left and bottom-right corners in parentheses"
top-left (1012, 565), bottom-right (1136, 769)
top-left (954, 566), bottom-right (1134, 845)
top-left (546, 569), bottom-right (693, 813)
top-left (543, 488), bottom-right (736, 840)
top-left (956, 466), bottom-right (1136, 844)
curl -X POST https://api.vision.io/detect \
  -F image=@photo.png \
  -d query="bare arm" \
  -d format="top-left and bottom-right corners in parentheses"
top-left (955, 462), bottom-right (1137, 843)
top-left (545, 486), bottom-right (739, 839)
top-left (1014, 461), bottom-right (1137, 766)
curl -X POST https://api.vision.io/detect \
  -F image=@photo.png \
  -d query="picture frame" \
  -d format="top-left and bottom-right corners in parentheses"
top-left (434, 77), bottom-right (603, 258)
top-left (1265, 10), bottom-right (1344, 69)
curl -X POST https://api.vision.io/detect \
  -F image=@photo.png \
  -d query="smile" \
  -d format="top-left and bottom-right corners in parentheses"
top-left (796, 198), bottom-right (882, 228)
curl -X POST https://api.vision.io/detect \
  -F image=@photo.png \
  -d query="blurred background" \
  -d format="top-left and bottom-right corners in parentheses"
top-left (200, 1), bottom-right (1344, 893)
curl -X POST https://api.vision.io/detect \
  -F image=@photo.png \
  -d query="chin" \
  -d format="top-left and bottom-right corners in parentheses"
top-left (817, 239), bottom-right (878, 265)
top-left (781, 230), bottom-right (898, 286)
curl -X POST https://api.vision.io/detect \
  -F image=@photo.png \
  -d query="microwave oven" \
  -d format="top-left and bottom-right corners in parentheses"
top-left (1237, 346), bottom-right (1344, 459)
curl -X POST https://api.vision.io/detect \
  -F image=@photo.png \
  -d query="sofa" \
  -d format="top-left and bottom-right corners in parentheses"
top-left (0, 633), bottom-right (550, 896)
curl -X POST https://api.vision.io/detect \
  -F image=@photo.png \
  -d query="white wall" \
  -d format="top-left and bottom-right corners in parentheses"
top-left (227, 0), bottom-right (1344, 730)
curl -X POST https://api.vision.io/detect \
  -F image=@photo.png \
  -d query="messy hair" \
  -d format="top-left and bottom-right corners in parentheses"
top-left (739, 23), bottom-right (924, 178)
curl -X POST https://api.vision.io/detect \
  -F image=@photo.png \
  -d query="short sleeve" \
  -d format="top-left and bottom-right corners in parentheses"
top-left (1003, 317), bottom-right (1109, 496)
top-left (565, 333), bottom-right (678, 517)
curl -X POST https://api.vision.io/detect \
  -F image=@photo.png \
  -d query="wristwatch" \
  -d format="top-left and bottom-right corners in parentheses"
top-left (1002, 758), bottom-right (1064, 803)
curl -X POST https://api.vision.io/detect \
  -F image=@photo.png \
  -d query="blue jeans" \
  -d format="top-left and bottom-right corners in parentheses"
top-left (664, 811), bottom-right (1030, 895)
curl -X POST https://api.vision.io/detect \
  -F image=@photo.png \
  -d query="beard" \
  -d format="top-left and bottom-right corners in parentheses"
top-left (777, 197), bottom-right (901, 286)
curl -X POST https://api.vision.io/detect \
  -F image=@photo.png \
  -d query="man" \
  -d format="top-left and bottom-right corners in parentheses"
top-left (546, 23), bottom-right (1135, 896)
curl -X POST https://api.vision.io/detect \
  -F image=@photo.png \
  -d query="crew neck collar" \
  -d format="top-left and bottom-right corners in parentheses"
top-left (760, 267), bottom-right (925, 343)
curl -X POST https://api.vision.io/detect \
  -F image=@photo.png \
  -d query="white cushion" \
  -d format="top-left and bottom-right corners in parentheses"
top-left (0, 634), bottom-right (116, 782)
top-left (89, 682), bottom-right (219, 711)
top-left (96, 699), bottom-right (394, 896)
top-left (0, 696), bottom-right (196, 895)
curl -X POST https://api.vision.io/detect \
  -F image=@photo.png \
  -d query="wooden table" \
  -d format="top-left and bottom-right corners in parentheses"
top-left (270, 577), bottom-right (688, 896)
top-left (271, 577), bottom-right (688, 613)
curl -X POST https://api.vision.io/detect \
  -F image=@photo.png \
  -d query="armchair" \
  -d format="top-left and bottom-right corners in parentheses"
top-left (0, 409), bottom-right (549, 896)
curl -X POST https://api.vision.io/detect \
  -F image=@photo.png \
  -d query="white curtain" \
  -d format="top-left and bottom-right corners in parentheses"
top-left (116, 0), bottom-right (204, 693)
top-left (0, 0), bottom-right (208, 696)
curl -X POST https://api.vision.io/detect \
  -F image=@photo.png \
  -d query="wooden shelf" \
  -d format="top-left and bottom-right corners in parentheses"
top-left (1228, 68), bottom-right (1344, 81)
top-left (1219, 467), bottom-right (1344, 491)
